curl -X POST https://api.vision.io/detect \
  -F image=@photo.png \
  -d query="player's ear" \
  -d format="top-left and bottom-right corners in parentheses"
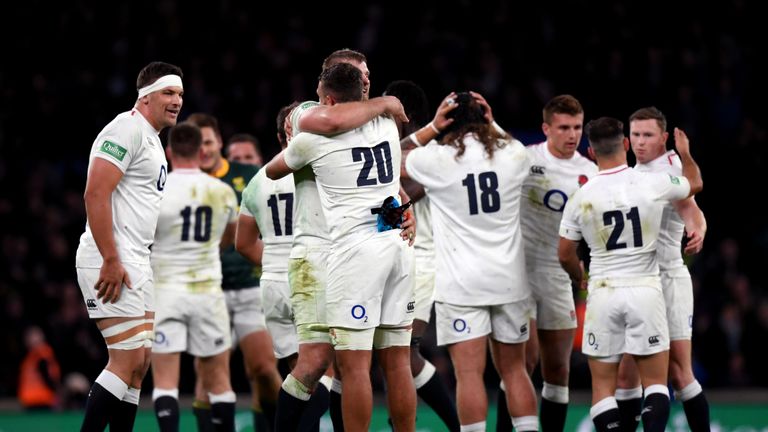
top-left (542, 122), bottom-right (550, 137)
top-left (623, 137), bottom-right (630, 151)
top-left (587, 146), bottom-right (596, 161)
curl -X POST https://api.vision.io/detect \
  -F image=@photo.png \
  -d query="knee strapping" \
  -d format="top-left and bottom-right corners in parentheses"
top-left (101, 319), bottom-right (150, 350)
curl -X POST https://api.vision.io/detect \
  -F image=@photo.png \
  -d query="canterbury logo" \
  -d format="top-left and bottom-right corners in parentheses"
top-left (648, 335), bottom-right (660, 345)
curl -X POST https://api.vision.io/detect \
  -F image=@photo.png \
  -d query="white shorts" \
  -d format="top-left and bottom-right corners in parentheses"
top-left (77, 263), bottom-right (153, 319)
top-left (435, 299), bottom-right (534, 346)
top-left (662, 272), bottom-right (693, 340)
top-left (528, 269), bottom-right (577, 330)
top-left (153, 289), bottom-right (231, 357)
top-left (326, 232), bottom-right (414, 330)
top-left (262, 278), bottom-right (299, 359)
top-left (224, 287), bottom-right (266, 341)
top-left (582, 277), bottom-right (669, 358)
top-left (289, 249), bottom-right (331, 344)
top-left (412, 257), bottom-right (435, 323)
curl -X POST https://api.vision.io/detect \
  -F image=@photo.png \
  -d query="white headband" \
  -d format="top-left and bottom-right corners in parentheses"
top-left (137, 74), bottom-right (183, 99)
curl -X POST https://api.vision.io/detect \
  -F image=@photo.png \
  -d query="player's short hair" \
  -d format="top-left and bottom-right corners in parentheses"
top-left (383, 80), bottom-right (430, 127)
top-left (168, 122), bottom-right (202, 158)
top-left (629, 106), bottom-right (667, 132)
top-left (186, 113), bottom-right (222, 139)
top-left (277, 102), bottom-right (300, 147)
top-left (322, 49), bottom-right (367, 70)
top-left (319, 63), bottom-right (363, 103)
top-left (586, 117), bottom-right (625, 157)
top-left (136, 61), bottom-right (183, 90)
top-left (227, 133), bottom-right (261, 154)
top-left (442, 92), bottom-right (508, 160)
top-left (542, 94), bottom-right (583, 124)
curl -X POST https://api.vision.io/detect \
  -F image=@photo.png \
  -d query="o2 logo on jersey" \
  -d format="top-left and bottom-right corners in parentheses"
top-left (157, 165), bottom-right (167, 191)
top-left (351, 305), bottom-right (368, 323)
top-left (453, 319), bottom-right (470, 334)
top-left (543, 189), bottom-right (567, 212)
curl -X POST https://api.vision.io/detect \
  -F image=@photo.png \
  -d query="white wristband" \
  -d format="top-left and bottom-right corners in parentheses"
top-left (409, 132), bottom-right (424, 147)
top-left (428, 122), bottom-right (440, 134)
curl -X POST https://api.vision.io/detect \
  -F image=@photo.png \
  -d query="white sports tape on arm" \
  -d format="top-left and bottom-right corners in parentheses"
top-left (137, 75), bottom-right (183, 99)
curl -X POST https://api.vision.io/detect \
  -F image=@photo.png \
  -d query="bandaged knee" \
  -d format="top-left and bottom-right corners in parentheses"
top-left (373, 326), bottom-right (412, 349)
top-left (102, 319), bottom-right (149, 350)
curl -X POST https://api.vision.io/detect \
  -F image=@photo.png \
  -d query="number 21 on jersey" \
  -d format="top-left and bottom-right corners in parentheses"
top-left (603, 206), bottom-right (643, 250)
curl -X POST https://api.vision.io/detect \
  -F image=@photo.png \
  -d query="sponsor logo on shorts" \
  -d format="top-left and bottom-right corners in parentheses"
top-left (99, 140), bottom-right (127, 161)
top-left (520, 323), bottom-right (528, 335)
top-left (648, 335), bottom-right (660, 346)
top-left (588, 332), bottom-right (598, 349)
top-left (570, 310), bottom-right (577, 321)
top-left (607, 421), bottom-right (619, 429)
top-left (688, 315), bottom-right (693, 328)
top-left (155, 331), bottom-right (167, 345)
top-left (214, 337), bottom-right (224, 346)
top-left (86, 299), bottom-right (97, 309)
top-left (351, 305), bottom-right (367, 321)
top-left (453, 319), bottom-right (469, 333)
top-left (530, 165), bottom-right (545, 175)
top-left (407, 301), bottom-right (415, 312)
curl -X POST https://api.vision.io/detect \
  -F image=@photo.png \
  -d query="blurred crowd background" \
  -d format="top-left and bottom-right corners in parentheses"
top-left (2, 0), bottom-right (767, 408)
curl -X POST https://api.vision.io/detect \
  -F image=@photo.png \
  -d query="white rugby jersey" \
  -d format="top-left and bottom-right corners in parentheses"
top-left (406, 136), bottom-right (531, 306)
top-left (413, 196), bottom-right (434, 262)
top-left (522, 142), bottom-right (597, 270)
top-left (559, 165), bottom-right (690, 279)
top-left (285, 116), bottom-right (401, 249)
top-left (240, 169), bottom-right (295, 281)
top-left (635, 150), bottom-right (687, 273)
top-left (151, 169), bottom-right (237, 293)
top-left (286, 99), bottom-right (331, 257)
top-left (76, 109), bottom-right (169, 267)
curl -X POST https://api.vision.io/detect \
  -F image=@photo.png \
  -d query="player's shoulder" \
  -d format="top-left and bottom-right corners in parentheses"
top-left (97, 110), bottom-right (144, 141)
top-left (524, 141), bottom-right (547, 155)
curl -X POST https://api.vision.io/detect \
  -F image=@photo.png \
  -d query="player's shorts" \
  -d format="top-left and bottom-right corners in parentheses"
top-left (435, 298), bottom-right (534, 346)
top-left (153, 289), bottom-right (231, 357)
top-left (528, 268), bottom-right (577, 330)
top-left (412, 256), bottom-right (436, 323)
top-left (326, 231), bottom-right (414, 331)
top-left (582, 277), bottom-right (669, 358)
top-left (224, 286), bottom-right (266, 342)
top-left (662, 271), bottom-right (694, 340)
top-left (77, 263), bottom-right (154, 319)
top-left (261, 277), bottom-right (298, 359)
top-left (289, 249), bottom-right (331, 344)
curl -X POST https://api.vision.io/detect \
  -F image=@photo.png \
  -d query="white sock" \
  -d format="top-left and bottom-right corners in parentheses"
top-left (413, 360), bottom-right (436, 389)
top-left (331, 377), bottom-right (342, 394)
top-left (542, 382), bottom-right (569, 403)
top-left (674, 380), bottom-right (702, 402)
top-left (590, 396), bottom-right (618, 419)
top-left (644, 384), bottom-right (670, 399)
top-left (615, 386), bottom-right (643, 400)
top-left (152, 387), bottom-right (179, 401)
top-left (512, 415), bottom-right (539, 431)
top-left (209, 391), bottom-right (236, 404)
top-left (282, 374), bottom-right (311, 401)
top-left (95, 369), bottom-right (128, 400)
top-left (460, 421), bottom-right (486, 431)
top-left (319, 375), bottom-right (333, 391)
top-left (123, 387), bottom-right (140, 405)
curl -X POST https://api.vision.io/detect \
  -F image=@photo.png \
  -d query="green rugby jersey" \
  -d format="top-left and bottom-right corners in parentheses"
top-left (212, 159), bottom-right (261, 290)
